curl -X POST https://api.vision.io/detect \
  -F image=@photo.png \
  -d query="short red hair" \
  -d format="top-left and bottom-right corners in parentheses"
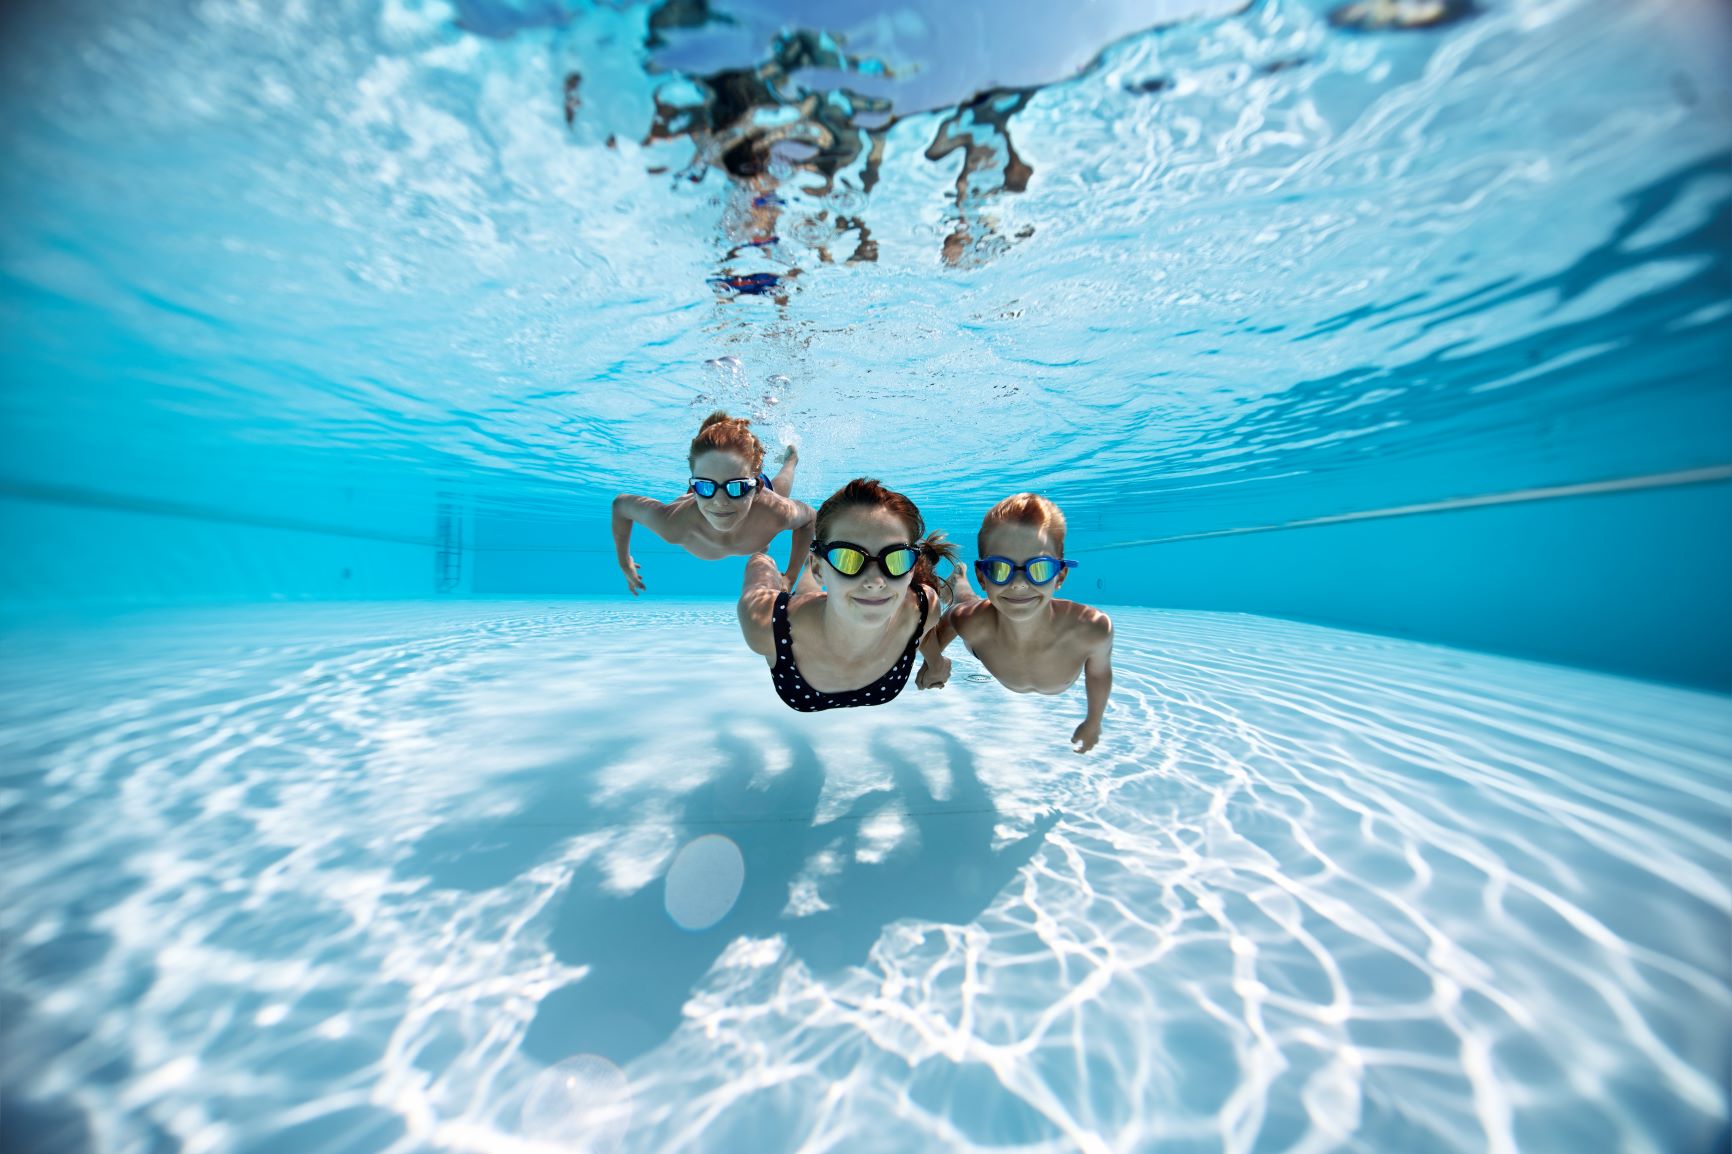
top-left (979, 492), bottom-right (1067, 555)
top-left (688, 411), bottom-right (765, 473)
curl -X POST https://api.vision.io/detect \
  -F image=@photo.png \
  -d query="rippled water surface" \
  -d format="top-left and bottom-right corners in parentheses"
top-left (3, 602), bottom-right (1727, 1153)
top-left (3, 0), bottom-right (1728, 536)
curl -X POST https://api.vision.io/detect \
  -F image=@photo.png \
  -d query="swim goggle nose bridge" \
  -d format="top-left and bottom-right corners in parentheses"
top-left (690, 474), bottom-right (773, 499)
top-left (813, 540), bottom-right (919, 579)
top-left (974, 555), bottom-right (1078, 586)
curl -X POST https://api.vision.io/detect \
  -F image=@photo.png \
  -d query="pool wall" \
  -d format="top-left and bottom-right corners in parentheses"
top-left (6, 474), bottom-right (1726, 691)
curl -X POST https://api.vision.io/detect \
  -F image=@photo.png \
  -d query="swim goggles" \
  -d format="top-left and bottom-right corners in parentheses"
top-left (690, 473), bottom-right (773, 499)
top-left (974, 555), bottom-right (1078, 586)
top-left (814, 540), bottom-right (919, 579)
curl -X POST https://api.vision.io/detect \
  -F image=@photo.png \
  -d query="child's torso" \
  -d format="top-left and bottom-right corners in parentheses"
top-left (962, 602), bottom-right (1089, 694)
top-left (667, 496), bottom-right (785, 558)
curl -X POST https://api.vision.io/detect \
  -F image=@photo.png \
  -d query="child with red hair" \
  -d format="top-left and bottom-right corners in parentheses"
top-left (611, 412), bottom-right (814, 594)
top-left (917, 493), bottom-right (1114, 752)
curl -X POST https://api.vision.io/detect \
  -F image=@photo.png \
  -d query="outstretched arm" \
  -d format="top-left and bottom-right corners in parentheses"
top-left (611, 495), bottom-right (672, 596)
top-left (1073, 615), bottom-right (1115, 753)
top-left (916, 592), bottom-right (961, 689)
top-left (781, 500), bottom-right (816, 590)
top-left (737, 551), bottom-right (786, 658)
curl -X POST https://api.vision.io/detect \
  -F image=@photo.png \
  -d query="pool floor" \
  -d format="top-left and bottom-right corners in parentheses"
top-left (1, 601), bottom-right (1727, 1154)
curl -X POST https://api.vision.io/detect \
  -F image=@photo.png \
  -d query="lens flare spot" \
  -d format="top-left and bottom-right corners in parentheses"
top-left (522, 1055), bottom-right (633, 1153)
top-left (664, 834), bottom-right (745, 931)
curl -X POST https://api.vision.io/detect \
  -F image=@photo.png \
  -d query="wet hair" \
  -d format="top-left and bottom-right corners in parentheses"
top-left (815, 478), bottom-right (959, 592)
top-left (979, 492), bottom-right (1068, 556)
top-left (688, 411), bottom-right (765, 474)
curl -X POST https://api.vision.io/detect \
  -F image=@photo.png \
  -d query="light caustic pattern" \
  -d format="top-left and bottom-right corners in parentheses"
top-left (0, 602), bottom-right (1727, 1153)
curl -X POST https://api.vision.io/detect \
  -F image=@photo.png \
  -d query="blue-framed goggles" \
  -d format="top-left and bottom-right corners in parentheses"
top-left (974, 555), bottom-right (1077, 586)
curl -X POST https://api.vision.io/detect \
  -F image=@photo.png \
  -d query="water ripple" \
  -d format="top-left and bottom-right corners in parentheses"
top-left (1, 601), bottom-right (1726, 1152)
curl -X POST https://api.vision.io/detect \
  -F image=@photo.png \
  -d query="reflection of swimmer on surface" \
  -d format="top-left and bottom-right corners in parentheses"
top-left (917, 494), bottom-right (1114, 753)
top-left (611, 412), bottom-right (812, 595)
top-left (738, 478), bottom-right (957, 711)
top-left (707, 271), bottom-right (790, 297)
top-left (926, 87), bottom-right (1039, 268)
top-left (1328, 0), bottom-right (1478, 30)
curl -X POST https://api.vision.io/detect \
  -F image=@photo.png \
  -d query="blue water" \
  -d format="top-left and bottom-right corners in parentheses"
top-left (2, 0), bottom-right (1730, 1150)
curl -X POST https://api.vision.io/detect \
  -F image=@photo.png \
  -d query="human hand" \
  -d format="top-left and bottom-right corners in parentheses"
top-left (1071, 717), bottom-right (1101, 754)
top-left (621, 557), bottom-right (645, 596)
top-left (917, 655), bottom-right (951, 690)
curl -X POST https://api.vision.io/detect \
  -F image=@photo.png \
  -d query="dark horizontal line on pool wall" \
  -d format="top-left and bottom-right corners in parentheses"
top-left (10, 464), bottom-right (1728, 559)
top-left (1094, 464), bottom-right (1732, 550)
top-left (0, 478), bottom-right (440, 547)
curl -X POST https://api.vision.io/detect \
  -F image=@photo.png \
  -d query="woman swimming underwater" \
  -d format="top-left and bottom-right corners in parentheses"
top-left (737, 478), bottom-right (957, 711)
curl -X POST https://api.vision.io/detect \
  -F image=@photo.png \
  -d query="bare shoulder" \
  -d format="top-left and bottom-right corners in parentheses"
top-left (614, 491), bottom-right (668, 518)
top-left (655, 494), bottom-right (703, 542)
top-left (1055, 599), bottom-right (1113, 643)
top-left (737, 567), bottom-right (791, 655)
top-left (760, 490), bottom-right (814, 527)
top-left (784, 588), bottom-right (828, 632)
top-left (917, 584), bottom-right (944, 632)
top-left (949, 596), bottom-right (996, 638)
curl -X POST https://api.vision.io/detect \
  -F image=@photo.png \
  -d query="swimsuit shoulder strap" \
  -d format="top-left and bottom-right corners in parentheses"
top-left (770, 591), bottom-right (795, 669)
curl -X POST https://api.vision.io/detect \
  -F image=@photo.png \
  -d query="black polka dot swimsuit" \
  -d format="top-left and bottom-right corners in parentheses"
top-left (770, 585), bottom-right (930, 712)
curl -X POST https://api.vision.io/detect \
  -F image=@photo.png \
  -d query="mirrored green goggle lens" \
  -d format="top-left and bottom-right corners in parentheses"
top-left (981, 557), bottom-right (1062, 584)
top-left (825, 547), bottom-right (867, 575)
top-left (824, 546), bottom-right (916, 577)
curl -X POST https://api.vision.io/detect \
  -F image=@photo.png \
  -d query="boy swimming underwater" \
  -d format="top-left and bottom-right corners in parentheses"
top-left (917, 493), bottom-right (1114, 752)
top-left (611, 411), bottom-right (815, 594)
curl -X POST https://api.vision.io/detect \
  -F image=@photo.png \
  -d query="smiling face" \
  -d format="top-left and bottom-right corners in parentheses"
top-left (978, 520), bottom-right (1067, 621)
top-left (815, 505), bottom-right (918, 625)
top-left (688, 448), bottom-right (759, 533)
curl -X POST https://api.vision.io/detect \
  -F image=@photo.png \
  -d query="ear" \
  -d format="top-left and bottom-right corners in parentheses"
top-left (1055, 566), bottom-right (1068, 589)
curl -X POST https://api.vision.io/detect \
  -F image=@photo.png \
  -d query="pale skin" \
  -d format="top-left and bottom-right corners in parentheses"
top-left (611, 445), bottom-right (814, 594)
top-left (916, 520), bottom-right (1114, 753)
top-left (738, 505), bottom-right (943, 693)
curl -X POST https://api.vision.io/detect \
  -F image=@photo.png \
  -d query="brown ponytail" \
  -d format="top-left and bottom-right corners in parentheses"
top-left (914, 530), bottom-right (959, 595)
top-left (688, 411), bottom-right (766, 473)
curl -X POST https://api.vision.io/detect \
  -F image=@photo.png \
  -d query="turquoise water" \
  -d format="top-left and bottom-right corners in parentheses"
top-left (2, 0), bottom-right (1731, 1150)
